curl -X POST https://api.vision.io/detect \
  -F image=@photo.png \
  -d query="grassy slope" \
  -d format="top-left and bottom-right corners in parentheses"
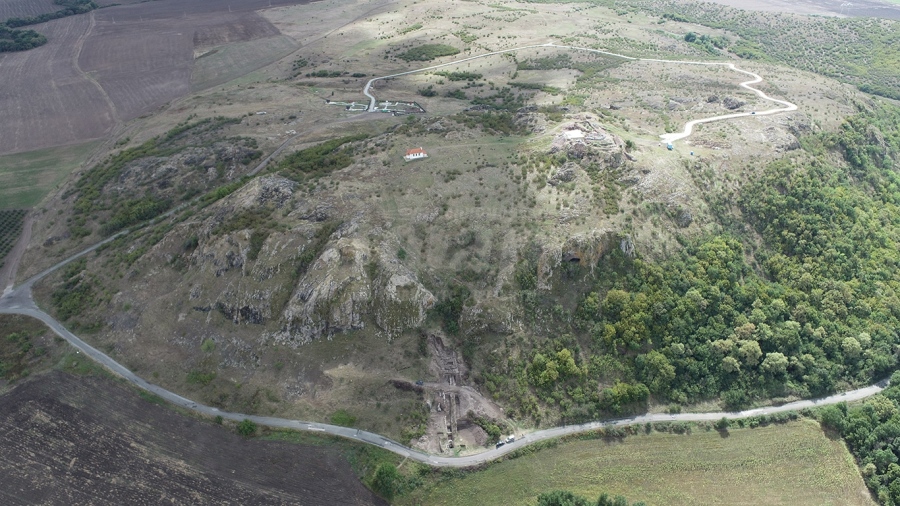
top-left (400, 420), bottom-right (874, 506)
top-left (0, 141), bottom-right (99, 209)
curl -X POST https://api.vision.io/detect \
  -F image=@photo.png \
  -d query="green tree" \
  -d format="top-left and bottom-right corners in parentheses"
top-left (537, 490), bottom-right (590, 506)
top-left (369, 463), bottom-right (401, 499)
top-left (761, 352), bottom-right (789, 376)
top-left (635, 350), bottom-right (676, 393)
top-left (236, 419), bottom-right (257, 436)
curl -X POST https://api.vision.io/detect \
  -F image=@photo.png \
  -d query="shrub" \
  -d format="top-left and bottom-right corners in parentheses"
top-left (237, 419), bottom-right (257, 436)
top-left (397, 44), bottom-right (460, 61)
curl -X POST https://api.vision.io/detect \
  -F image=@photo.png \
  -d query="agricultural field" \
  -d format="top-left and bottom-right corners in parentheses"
top-left (191, 33), bottom-right (300, 91)
top-left (0, 141), bottom-right (99, 209)
top-left (0, 15), bottom-right (116, 154)
top-left (0, 0), bottom-right (57, 20)
top-left (400, 420), bottom-right (875, 506)
top-left (0, 210), bottom-right (27, 270)
top-left (0, 0), bottom-right (317, 155)
top-left (0, 369), bottom-right (389, 505)
top-left (0, 313), bottom-right (396, 504)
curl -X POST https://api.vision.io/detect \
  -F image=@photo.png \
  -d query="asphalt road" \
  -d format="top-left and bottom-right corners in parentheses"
top-left (0, 236), bottom-right (890, 467)
top-left (363, 42), bottom-right (797, 146)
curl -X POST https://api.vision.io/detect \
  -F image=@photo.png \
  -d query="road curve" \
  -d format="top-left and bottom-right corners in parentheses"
top-left (363, 43), bottom-right (797, 145)
top-left (0, 239), bottom-right (889, 467)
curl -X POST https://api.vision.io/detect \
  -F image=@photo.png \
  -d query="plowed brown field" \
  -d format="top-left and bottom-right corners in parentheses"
top-left (0, 15), bottom-right (115, 154)
top-left (0, 0), bottom-right (57, 19)
top-left (0, 0), bottom-right (316, 155)
top-left (0, 371), bottom-right (388, 505)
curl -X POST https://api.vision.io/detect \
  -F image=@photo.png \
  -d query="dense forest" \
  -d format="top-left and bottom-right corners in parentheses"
top-left (820, 372), bottom-right (900, 504)
top-left (475, 103), bottom-right (900, 423)
top-left (0, 24), bottom-right (46, 52)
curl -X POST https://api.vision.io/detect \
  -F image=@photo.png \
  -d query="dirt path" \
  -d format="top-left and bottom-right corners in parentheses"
top-left (73, 11), bottom-right (120, 123)
top-left (0, 213), bottom-right (32, 296)
top-left (362, 42), bottom-right (798, 145)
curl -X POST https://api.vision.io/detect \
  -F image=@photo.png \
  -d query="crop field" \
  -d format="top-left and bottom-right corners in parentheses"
top-left (0, 141), bottom-right (99, 209)
top-left (191, 33), bottom-right (300, 91)
top-left (0, 370), bottom-right (388, 505)
top-left (401, 420), bottom-right (874, 506)
top-left (0, 210), bottom-right (26, 269)
top-left (0, 0), bottom-right (316, 155)
top-left (0, 0), bottom-right (57, 20)
top-left (0, 15), bottom-right (115, 155)
top-left (76, 16), bottom-right (194, 121)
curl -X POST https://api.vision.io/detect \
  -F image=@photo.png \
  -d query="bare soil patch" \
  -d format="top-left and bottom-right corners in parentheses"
top-left (0, 370), bottom-right (387, 505)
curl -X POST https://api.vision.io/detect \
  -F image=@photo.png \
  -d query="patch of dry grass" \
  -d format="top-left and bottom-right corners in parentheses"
top-left (400, 419), bottom-right (875, 506)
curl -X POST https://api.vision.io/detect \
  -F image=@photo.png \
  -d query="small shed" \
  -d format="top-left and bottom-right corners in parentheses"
top-left (404, 147), bottom-right (428, 161)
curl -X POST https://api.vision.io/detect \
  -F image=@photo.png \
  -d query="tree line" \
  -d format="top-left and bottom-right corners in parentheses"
top-left (819, 371), bottom-right (900, 504)
top-left (0, 0), bottom-right (97, 53)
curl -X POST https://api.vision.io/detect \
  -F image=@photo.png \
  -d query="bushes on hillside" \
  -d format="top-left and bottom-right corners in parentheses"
top-left (397, 44), bottom-right (460, 61)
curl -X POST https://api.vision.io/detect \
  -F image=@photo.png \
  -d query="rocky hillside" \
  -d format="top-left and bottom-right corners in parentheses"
top-left (29, 92), bottom-right (894, 445)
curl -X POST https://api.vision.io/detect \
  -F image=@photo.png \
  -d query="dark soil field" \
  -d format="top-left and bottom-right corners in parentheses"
top-left (77, 16), bottom-right (194, 122)
top-left (0, 15), bottom-right (116, 154)
top-left (0, 0), bottom-right (142, 19)
top-left (0, 370), bottom-right (388, 505)
top-left (0, 0), bottom-right (57, 20)
top-left (0, 0), bottom-right (317, 155)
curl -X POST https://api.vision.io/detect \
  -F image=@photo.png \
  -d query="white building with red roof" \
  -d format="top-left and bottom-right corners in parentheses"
top-left (404, 147), bottom-right (428, 161)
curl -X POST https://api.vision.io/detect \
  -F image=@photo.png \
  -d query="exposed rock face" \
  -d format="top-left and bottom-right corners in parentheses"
top-left (280, 237), bottom-right (373, 344)
top-left (460, 300), bottom-right (518, 337)
top-left (133, 174), bottom-right (436, 347)
top-left (275, 240), bottom-right (435, 346)
top-left (548, 116), bottom-right (628, 169)
top-left (371, 249), bottom-right (436, 337)
top-left (536, 230), bottom-right (622, 289)
top-left (514, 107), bottom-right (548, 134)
top-left (547, 162), bottom-right (578, 186)
top-left (723, 96), bottom-right (745, 110)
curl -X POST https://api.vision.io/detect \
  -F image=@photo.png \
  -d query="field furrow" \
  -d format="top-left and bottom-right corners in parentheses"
top-left (0, 16), bottom-right (115, 155)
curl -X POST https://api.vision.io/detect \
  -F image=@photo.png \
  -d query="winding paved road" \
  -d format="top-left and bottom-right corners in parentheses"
top-left (0, 236), bottom-right (890, 467)
top-left (363, 42), bottom-right (797, 145)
